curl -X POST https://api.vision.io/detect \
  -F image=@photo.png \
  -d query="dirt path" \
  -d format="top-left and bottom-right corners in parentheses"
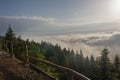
top-left (0, 52), bottom-right (55, 80)
top-left (0, 66), bottom-right (19, 80)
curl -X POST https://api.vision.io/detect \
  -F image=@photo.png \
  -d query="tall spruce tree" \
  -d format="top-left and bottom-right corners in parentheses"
top-left (114, 55), bottom-right (120, 70)
top-left (5, 25), bottom-right (15, 55)
top-left (99, 48), bottom-right (111, 80)
top-left (5, 25), bottom-right (15, 41)
top-left (89, 55), bottom-right (96, 79)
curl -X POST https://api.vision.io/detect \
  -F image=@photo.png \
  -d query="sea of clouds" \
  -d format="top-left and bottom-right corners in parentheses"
top-left (23, 31), bottom-right (120, 58)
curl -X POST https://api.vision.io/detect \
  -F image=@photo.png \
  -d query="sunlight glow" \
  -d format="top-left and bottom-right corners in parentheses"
top-left (111, 0), bottom-right (120, 17)
top-left (113, 0), bottom-right (120, 11)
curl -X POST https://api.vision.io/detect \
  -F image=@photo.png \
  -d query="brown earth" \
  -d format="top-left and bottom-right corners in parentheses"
top-left (0, 51), bottom-right (55, 80)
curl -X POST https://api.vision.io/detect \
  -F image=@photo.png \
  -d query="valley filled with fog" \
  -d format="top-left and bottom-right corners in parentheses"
top-left (24, 31), bottom-right (120, 58)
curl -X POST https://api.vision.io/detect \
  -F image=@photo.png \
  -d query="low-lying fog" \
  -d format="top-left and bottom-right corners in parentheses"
top-left (24, 31), bottom-right (120, 58)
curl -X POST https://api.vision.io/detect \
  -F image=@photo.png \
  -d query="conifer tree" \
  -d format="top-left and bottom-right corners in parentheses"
top-left (114, 55), bottom-right (120, 70)
top-left (5, 25), bottom-right (15, 41)
top-left (5, 25), bottom-right (15, 56)
top-left (99, 48), bottom-right (111, 80)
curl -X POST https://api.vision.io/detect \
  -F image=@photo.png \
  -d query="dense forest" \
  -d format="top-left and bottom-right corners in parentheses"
top-left (0, 26), bottom-right (120, 80)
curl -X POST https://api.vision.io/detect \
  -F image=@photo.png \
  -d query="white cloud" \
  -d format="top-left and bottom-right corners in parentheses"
top-left (0, 16), bottom-right (111, 26)
top-left (1, 16), bottom-right (120, 36)
top-left (1, 16), bottom-right (120, 28)
top-left (0, 16), bottom-right (56, 24)
top-left (23, 31), bottom-right (120, 58)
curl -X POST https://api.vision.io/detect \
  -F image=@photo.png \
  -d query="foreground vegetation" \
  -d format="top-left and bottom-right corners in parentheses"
top-left (0, 26), bottom-right (120, 80)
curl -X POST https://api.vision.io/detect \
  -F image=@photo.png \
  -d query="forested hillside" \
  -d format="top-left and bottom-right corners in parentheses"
top-left (0, 26), bottom-right (120, 80)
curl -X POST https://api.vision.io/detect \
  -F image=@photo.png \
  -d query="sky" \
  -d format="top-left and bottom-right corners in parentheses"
top-left (1, 0), bottom-right (120, 36)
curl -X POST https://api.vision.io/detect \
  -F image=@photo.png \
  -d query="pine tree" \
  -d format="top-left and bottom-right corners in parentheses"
top-left (5, 25), bottom-right (15, 41)
top-left (75, 50), bottom-right (84, 73)
top-left (89, 55), bottom-right (96, 79)
top-left (14, 35), bottom-right (25, 60)
top-left (90, 55), bottom-right (95, 65)
top-left (99, 48), bottom-right (111, 80)
top-left (5, 25), bottom-right (15, 57)
top-left (114, 55), bottom-right (120, 70)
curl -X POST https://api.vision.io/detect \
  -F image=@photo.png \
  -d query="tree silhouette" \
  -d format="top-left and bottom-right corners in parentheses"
top-left (5, 25), bottom-right (15, 56)
top-left (99, 48), bottom-right (110, 80)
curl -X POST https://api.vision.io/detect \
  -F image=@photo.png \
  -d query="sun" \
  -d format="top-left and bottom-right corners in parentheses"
top-left (113, 0), bottom-right (120, 11)
top-left (111, 0), bottom-right (120, 17)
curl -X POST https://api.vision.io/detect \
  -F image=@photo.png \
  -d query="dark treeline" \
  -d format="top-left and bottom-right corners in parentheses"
top-left (39, 41), bottom-right (120, 80)
top-left (0, 26), bottom-right (120, 80)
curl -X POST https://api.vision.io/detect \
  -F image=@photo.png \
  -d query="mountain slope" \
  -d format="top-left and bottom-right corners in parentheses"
top-left (0, 51), bottom-right (55, 80)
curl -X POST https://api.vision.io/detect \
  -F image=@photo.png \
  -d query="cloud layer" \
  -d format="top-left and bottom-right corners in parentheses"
top-left (1, 16), bottom-right (56, 24)
top-left (1, 16), bottom-right (120, 36)
top-left (24, 32), bottom-right (120, 58)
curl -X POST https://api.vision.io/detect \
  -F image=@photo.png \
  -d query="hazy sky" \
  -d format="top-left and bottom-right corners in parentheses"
top-left (1, 0), bottom-right (120, 35)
